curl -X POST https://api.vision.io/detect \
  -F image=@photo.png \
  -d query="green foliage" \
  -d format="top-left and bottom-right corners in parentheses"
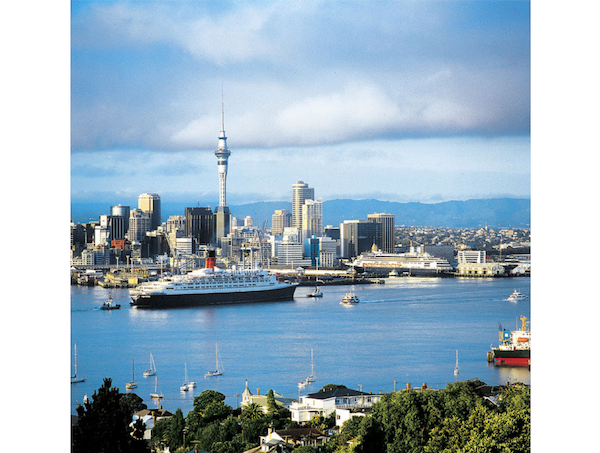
top-left (241, 402), bottom-right (264, 421)
top-left (293, 446), bottom-right (318, 453)
top-left (338, 381), bottom-right (531, 453)
top-left (306, 411), bottom-right (336, 431)
top-left (72, 378), bottom-right (148, 453)
top-left (168, 408), bottom-right (186, 450)
top-left (320, 383), bottom-right (348, 392)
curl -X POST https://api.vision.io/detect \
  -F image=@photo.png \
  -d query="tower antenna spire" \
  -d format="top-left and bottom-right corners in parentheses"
top-left (221, 84), bottom-right (225, 133)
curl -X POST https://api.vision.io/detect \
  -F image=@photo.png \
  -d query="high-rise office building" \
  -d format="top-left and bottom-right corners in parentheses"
top-left (138, 193), bottom-right (161, 231)
top-left (214, 97), bottom-right (231, 244)
top-left (340, 219), bottom-right (382, 259)
top-left (110, 205), bottom-right (130, 235)
top-left (185, 207), bottom-right (215, 246)
top-left (100, 214), bottom-right (127, 241)
top-left (272, 209), bottom-right (292, 236)
top-left (128, 209), bottom-right (150, 242)
top-left (301, 198), bottom-right (323, 241)
top-left (367, 213), bottom-right (395, 253)
top-left (292, 180), bottom-right (314, 229)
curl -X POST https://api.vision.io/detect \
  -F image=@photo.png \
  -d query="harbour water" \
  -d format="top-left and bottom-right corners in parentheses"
top-left (71, 276), bottom-right (530, 415)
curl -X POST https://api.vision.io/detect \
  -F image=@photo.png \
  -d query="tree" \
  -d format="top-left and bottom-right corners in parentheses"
top-left (293, 446), bottom-right (318, 453)
top-left (168, 408), bottom-right (186, 450)
top-left (319, 384), bottom-right (347, 392)
top-left (72, 377), bottom-right (148, 453)
top-left (241, 402), bottom-right (264, 421)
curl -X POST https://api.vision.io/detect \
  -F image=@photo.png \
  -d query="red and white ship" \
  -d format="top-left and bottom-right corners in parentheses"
top-left (491, 315), bottom-right (531, 367)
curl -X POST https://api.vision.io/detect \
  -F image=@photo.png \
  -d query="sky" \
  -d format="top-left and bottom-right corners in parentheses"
top-left (70, 0), bottom-right (531, 205)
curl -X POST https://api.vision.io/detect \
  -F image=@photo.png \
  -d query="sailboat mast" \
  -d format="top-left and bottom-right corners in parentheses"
top-left (216, 343), bottom-right (219, 370)
top-left (74, 344), bottom-right (78, 377)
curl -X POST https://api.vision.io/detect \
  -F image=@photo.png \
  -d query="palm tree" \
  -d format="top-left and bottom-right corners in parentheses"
top-left (242, 402), bottom-right (264, 421)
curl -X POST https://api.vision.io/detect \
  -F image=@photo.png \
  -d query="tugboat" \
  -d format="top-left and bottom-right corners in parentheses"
top-left (99, 295), bottom-right (121, 310)
top-left (491, 316), bottom-right (531, 367)
top-left (306, 287), bottom-right (323, 298)
top-left (340, 292), bottom-right (359, 305)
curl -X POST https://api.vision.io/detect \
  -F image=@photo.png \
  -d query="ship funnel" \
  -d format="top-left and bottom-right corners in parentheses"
top-left (206, 250), bottom-right (216, 269)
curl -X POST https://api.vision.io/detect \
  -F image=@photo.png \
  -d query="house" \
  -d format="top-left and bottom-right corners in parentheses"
top-left (253, 427), bottom-right (326, 451)
top-left (241, 379), bottom-right (294, 413)
top-left (131, 408), bottom-right (173, 441)
top-left (289, 387), bottom-right (381, 424)
top-left (335, 408), bottom-right (371, 427)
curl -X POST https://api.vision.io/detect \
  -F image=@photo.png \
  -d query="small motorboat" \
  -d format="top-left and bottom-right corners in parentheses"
top-left (340, 292), bottom-right (360, 305)
top-left (306, 287), bottom-right (323, 298)
top-left (507, 290), bottom-right (528, 301)
top-left (99, 296), bottom-right (121, 310)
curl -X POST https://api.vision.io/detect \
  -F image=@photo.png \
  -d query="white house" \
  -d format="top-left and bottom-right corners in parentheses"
top-left (335, 408), bottom-right (368, 427)
top-left (289, 387), bottom-right (381, 424)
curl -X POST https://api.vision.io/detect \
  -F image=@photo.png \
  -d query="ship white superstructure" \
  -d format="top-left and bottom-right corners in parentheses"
top-left (130, 267), bottom-right (297, 308)
top-left (349, 248), bottom-right (452, 271)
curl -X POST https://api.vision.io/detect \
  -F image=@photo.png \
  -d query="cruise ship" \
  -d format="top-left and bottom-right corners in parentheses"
top-left (348, 247), bottom-right (453, 276)
top-left (130, 254), bottom-right (297, 308)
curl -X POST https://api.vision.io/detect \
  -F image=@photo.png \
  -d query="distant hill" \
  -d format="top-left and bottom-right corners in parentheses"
top-left (71, 198), bottom-right (529, 229)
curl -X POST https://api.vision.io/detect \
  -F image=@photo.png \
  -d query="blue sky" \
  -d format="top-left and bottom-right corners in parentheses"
top-left (70, 0), bottom-right (530, 205)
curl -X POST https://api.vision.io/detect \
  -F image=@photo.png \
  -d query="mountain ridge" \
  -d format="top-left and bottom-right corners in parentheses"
top-left (71, 198), bottom-right (530, 229)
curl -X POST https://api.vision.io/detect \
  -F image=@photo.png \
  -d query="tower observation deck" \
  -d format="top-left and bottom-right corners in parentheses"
top-left (215, 98), bottom-right (231, 209)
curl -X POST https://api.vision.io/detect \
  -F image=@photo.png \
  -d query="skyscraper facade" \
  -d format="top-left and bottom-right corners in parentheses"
top-left (292, 180), bottom-right (314, 229)
top-left (138, 193), bottom-right (161, 231)
top-left (128, 209), bottom-right (150, 242)
top-left (367, 213), bottom-right (395, 253)
top-left (272, 209), bottom-right (292, 236)
top-left (340, 219), bottom-right (382, 259)
top-left (214, 98), bottom-right (231, 244)
top-left (185, 207), bottom-right (215, 246)
top-left (301, 198), bottom-right (323, 241)
top-left (110, 205), bottom-right (130, 235)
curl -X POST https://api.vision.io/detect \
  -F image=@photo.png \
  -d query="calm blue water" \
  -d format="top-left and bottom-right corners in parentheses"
top-left (71, 277), bottom-right (530, 415)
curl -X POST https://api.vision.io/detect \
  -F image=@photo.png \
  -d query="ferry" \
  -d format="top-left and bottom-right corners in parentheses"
top-left (340, 293), bottom-right (360, 305)
top-left (491, 316), bottom-right (531, 367)
top-left (130, 252), bottom-right (297, 308)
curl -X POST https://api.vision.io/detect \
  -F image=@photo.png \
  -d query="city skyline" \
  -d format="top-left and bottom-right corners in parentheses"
top-left (71, 1), bottom-right (530, 205)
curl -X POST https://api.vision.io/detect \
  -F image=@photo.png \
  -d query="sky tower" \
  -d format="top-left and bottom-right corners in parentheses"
top-left (214, 96), bottom-right (231, 245)
top-left (215, 96), bottom-right (231, 208)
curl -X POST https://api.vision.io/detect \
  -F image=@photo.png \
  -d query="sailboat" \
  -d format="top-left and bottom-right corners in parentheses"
top-left (143, 353), bottom-right (157, 377)
top-left (305, 349), bottom-right (316, 383)
top-left (454, 350), bottom-right (460, 375)
top-left (126, 357), bottom-right (138, 389)
top-left (180, 363), bottom-right (195, 391)
top-left (150, 376), bottom-right (163, 399)
top-left (71, 344), bottom-right (86, 384)
top-left (205, 342), bottom-right (224, 377)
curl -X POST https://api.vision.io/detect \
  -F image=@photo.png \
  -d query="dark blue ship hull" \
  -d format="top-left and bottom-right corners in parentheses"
top-left (130, 284), bottom-right (297, 308)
